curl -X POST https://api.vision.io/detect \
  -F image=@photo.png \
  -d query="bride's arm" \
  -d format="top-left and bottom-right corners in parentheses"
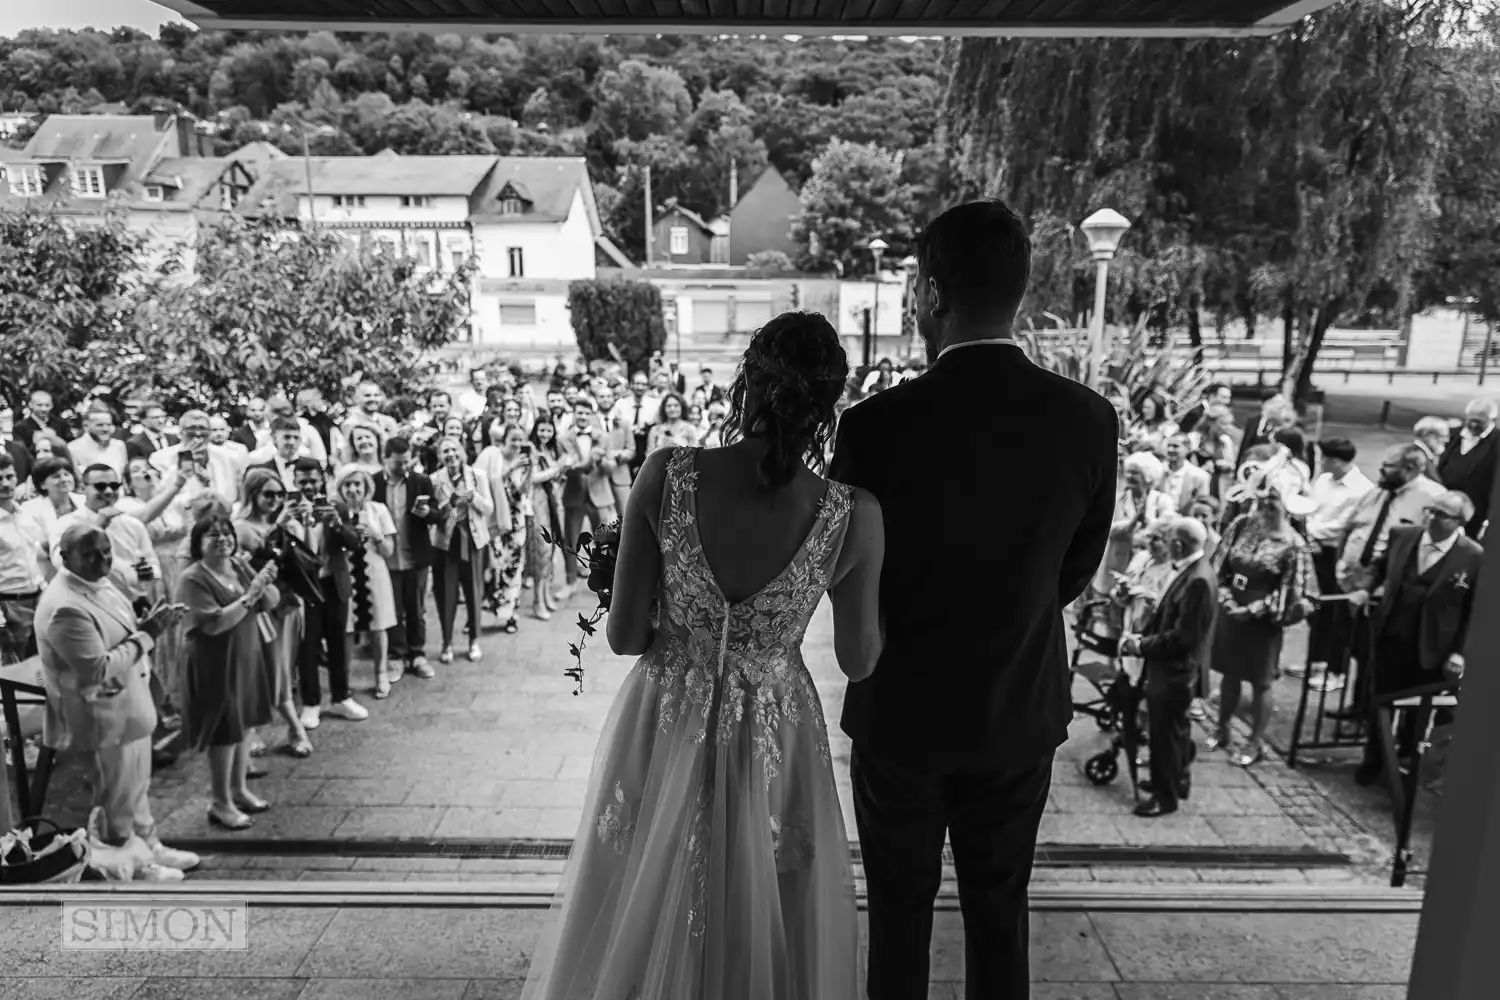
top-left (827, 487), bottom-right (885, 682)
top-left (607, 448), bottom-right (671, 656)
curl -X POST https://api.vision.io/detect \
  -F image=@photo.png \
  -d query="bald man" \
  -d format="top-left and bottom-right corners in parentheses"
top-left (1437, 399), bottom-right (1498, 538)
top-left (35, 524), bottom-right (195, 877)
top-left (1121, 517), bottom-right (1217, 817)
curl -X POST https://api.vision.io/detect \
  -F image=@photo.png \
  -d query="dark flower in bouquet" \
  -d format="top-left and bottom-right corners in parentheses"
top-left (540, 519), bottom-right (621, 695)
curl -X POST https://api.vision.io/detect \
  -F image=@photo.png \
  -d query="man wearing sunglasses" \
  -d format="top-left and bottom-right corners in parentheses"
top-left (1345, 490), bottom-right (1482, 787)
top-left (47, 464), bottom-right (161, 600)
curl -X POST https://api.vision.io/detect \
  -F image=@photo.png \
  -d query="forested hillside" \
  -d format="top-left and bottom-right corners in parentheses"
top-left (0, 29), bottom-right (950, 270)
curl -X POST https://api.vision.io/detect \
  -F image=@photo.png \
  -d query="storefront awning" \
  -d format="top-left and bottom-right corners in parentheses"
top-left (155, 0), bottom-right (1339, 37)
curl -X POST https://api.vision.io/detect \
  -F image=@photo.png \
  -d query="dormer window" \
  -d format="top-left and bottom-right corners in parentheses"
top-left (145, 185), bottom-right (164, 202)
top-left (220, 186), bottom-right (235, 211)
top-left (500, 197), bottom-right (524, 215)
top-left (72, 165), bottom-right (105, 199)
top-left (496, 181), bottom-right (530, 216)
top-left (8, 166), bottom-right (44, 197)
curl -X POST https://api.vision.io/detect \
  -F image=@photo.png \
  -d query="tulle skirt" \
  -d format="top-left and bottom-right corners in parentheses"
top-left (521, 650), bottom-right (860, 1000)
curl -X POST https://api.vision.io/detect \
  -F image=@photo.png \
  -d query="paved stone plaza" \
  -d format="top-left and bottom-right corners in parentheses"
top-left (0, 900), bottom-right (1420, 999)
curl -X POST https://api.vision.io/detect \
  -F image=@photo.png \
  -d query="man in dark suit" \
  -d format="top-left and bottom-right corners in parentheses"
top-left (124, 402), bottom-right (178, 461)
top-left (1120, 518), bottom-right (1217, 817)
top-left (1436, 399), bottom-right (1497, 539)
top-left (246, 417), bottom-right (305, 489)
top-left (13, 389), bottom-right (73, 447)
top-left (1234, 392), bottom-right (1298, 469)
top-left (829, 200), bottom-right (1117, 1000)
top-left (372, 438), bottom-right (442, 678)
top-left (290, 459), bottom-right (368, 730)
top-left (1347, 490), bottom-right (1482, 786)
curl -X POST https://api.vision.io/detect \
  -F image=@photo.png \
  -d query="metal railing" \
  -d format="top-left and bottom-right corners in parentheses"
top-left (1375, 679), bottom-right (1460, 888)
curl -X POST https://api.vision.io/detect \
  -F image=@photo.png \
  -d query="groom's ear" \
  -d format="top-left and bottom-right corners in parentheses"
top-left (927, 276), bottom-right (948, 317)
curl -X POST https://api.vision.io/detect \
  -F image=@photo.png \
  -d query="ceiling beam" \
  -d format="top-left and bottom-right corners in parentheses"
top-left (152, 1), bottom-right (1300, 37)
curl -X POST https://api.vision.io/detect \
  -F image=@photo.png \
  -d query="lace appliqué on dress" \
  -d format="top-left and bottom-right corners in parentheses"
top-left (770, 814), bottom-right (814, 874)
top-left (595, 782), bottom-right (636, 854)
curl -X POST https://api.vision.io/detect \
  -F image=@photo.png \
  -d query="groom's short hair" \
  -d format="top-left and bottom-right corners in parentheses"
top-left (918, 200), bottom-right (1031, 320)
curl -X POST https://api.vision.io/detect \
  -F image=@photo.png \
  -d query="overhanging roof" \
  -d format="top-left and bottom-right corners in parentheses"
top-left (155, 1), bottom-right (1339, 37)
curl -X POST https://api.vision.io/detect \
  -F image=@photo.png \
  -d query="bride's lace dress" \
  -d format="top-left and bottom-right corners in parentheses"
top-left (522, 446), bottom-right (860, 1000)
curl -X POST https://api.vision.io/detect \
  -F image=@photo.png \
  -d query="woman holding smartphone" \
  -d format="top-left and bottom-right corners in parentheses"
top-left (178, 515), bottom-right (280, 830)
top-left (335, 468), bottom-right (399, 697)
top-left (481, 424), bottom-right (532, 634)
top-left (527, 416), bottom-right (566, 620)
top-left (431, 436), bottom-right (493, 663)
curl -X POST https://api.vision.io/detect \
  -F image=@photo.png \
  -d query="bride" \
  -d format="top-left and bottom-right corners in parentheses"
top-left (521, 312), bottom-right (887, 1000)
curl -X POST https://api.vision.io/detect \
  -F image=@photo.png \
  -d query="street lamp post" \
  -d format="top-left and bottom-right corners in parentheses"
top-left (1080, 209), bottom-right (1132, 391)
top-left (867, 238), bottom-right (888, 368)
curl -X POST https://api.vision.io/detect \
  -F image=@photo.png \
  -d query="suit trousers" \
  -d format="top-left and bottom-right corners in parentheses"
top-left (852, 746), bottom-right (1053, 1000)
top-left (1362, 632), bottom-right (1428, 770)
top-left (1307, 546), bottom-right (1354, 672)
top-left (562, 501), bottom-right (615, 584)
top-left (433, 545), bottom-right (482, 645)
top-left (93, 736), bottom-right (154, 844)
top-left (388, 567), bottom-right (430, 661)
top-left (299, 588), bottom-right (351, 707)
top-left (1145, 676), bottom-right (1195, 808)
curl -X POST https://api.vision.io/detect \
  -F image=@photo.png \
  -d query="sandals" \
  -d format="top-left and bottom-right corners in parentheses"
top-left (234, 792), bottom-right (271, 814)
top-left (532, 606), bottom-right (551, 621)
top-left (1229, 746), bottom-right (1264, 768)
top-left (286, 738), bottom-right (313, 758)
top-left (208, 806), bottom-right (253, 830)
top-left (1200, 735), bottom-right (1230, 753)
top-left (374, 675), bottom-right (391, 699)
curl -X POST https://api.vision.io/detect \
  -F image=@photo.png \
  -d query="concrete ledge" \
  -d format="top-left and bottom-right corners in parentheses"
top-left (0, 880), bottom-right (1426, 912)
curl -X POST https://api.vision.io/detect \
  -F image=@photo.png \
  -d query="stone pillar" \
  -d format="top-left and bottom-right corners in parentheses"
top-left (1406, 460), bottom-right (1500, 999)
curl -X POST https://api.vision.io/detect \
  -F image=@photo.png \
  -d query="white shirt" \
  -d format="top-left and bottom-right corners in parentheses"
top-left (1305, 467), bottom-right (1374, 545)
top-left (1418, 529), bottom-right (1461, 574)
top-left (609, 394), bottom-right (660, 433)
top-left (149, 444), bottom-right (246, 507)
top-left (1459, 423), bottom-right (1494, 455)
top-left (50, 508), bottom-right (161, 596)
top-left (68, 435), bottom-right (129, 478)
top-left (1168, 549), bottom-right (1205, 588)
top-left (936, 338), bottom-right (1022, 362)
top-left (1336, 474), bottom-right (1446, 589)
top-left (0, 503), bottom-right (46, 594)
top-left (455, 390), bottom-right (487, 421)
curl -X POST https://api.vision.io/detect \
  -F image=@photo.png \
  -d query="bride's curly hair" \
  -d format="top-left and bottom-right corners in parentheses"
top-left (723, 311), bottom-right (849, 490)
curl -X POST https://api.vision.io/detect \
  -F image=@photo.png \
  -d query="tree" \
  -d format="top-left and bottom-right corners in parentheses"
top-left (0, 208), bottom-right (148, 413)
top-left (567, 279), bottom-right (667, 373)
top-left (129, 218), bottom-right (477, 406)
top-left (791, 139), bottom-right (916, 276)
top-left (941, 0), bottom-right (1458, 401)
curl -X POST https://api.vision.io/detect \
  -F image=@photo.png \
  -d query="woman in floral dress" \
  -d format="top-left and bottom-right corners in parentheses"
top-left (481, 423), bottom-right (531, 633)
top-left (1204, 486), bottom-right (1317, 766)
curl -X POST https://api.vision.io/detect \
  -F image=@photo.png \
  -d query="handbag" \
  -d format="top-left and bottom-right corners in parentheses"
top-left (265, 527), bottom-right (325, 607)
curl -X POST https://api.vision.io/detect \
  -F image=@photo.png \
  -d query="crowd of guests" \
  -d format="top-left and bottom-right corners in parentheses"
top-left (1092, 382), bottom-right (1492, 816)
top-left (0, 352), bottom-right (746, 868)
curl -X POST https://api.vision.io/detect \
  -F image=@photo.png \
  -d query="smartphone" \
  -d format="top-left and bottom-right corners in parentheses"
top-left (177, 450), bottom-right (194, 469)
top-left (288, 488), bottom-right (303, 503)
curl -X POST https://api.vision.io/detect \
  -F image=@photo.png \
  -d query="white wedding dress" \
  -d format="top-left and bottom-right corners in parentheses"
top-left (522, 447), bottom-right (860, 1000)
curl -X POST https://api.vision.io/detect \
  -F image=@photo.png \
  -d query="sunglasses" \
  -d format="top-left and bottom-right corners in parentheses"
top-left (1425, 507), bottom-right (1462, 520)
top-left (89, 481), bottom-right (122, 491)
top-left (262, 491), bottom-right (286, 499)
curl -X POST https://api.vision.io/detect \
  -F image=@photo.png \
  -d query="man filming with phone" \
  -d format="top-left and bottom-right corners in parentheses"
top-left (150, 410), bottom-right (245, 508)
top-left (288, 458), bottom-right (368, 729)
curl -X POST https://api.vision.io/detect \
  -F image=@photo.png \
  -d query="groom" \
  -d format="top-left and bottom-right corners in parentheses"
top-left (830, 201), bottom-right (1118, 999)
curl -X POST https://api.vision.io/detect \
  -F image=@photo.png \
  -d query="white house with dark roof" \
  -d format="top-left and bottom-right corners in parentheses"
top-left (0, 112), bottom-right (260, 270)
top-left (237, 152), bottom-right (609, 349)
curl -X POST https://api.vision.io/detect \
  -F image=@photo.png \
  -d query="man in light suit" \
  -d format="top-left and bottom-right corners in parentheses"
top-left (1162, 434), bottom-right (1211, 514)
top-left (559, 398), bottom-right (617, 595)
top-left (36, 523), bottom-right (196, 877)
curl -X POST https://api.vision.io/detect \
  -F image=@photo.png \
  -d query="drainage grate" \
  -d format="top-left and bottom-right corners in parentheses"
top-left (166, 837), bottom-right (1351, 868)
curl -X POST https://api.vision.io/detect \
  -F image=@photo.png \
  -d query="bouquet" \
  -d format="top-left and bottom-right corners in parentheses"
top-left (541, 519), bottom-right (621, 695)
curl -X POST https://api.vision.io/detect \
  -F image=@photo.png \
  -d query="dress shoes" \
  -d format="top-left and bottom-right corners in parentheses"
top-left (1133, 796), bottom-right (1178, 818)
top-left (1138, 778), bottom-right (1190, 800)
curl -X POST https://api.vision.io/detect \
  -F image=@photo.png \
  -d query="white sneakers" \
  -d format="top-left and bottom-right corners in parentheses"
top-left (300, 705), bottom-right (321, 730)
top-left (467, 643), bottom-right (482, 662)
top-left (324, 698), bottom-right (369, 721)
top-left (147, 838), bottom-right (200, 872)
top-left (136, 863), bottom-right (185, 882)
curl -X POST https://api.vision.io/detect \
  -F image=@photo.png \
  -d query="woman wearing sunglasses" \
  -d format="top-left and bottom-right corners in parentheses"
top-left (234, 468), bottom-right (314, 757)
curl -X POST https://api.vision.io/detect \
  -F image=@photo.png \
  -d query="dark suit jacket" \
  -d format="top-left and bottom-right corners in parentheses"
top-left (4, 440), bottom-right (34, 483)
top-left (1369, 525), bottom-right (1482, 674)
top-left (372, 471), bottom-right (442, 567)
top-left (316, 512), bottom-right (362, 605)
top-left (1137, 555), bottom-right (1217, 692)
top-left (230, 424), bottom-right (259, 453)
top-left (1234, 414), bottom-right (1275, 468)
top-left (125, 431), bottom-right (178, 461)
top-left (829, 343), bottom-right (1118, 766)
top-left (1436, 432), bottom-right (1497, 536)
top-left (14, 415), bottom-right (72, 449)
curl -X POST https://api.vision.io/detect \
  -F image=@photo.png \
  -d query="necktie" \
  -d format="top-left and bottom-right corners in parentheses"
top-left (633, 400), bottom-right (642, 428)
top-left (1358, 490), bottom-right (1396, 566)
